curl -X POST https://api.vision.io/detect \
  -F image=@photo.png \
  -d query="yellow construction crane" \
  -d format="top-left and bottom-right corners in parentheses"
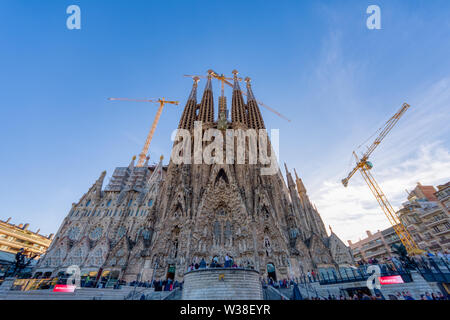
top-left (184, 69), bottom-right (291, 122)
top-left (108, 97), bottom-right (179, 166)
top-left (342, 103), bottom-right (423, 255)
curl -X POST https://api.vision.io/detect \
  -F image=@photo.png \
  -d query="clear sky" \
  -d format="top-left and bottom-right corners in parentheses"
top-left (1, 0), bottom-right (449, 242)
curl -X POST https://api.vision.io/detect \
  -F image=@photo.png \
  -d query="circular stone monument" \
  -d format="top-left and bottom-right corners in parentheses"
top-left (182, 268), bottom-right (263, 300)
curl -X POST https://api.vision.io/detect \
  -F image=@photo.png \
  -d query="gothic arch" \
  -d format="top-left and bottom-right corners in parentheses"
top-left (214, 168), bottom-right (229, 185)
top-left (208, 165), bottom-right (234, 186)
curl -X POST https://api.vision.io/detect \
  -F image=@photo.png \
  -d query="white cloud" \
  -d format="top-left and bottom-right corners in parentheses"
top-left (312, 142), bottom-right (450, 243)
top-left (301, 36), bottom-right (450, 244)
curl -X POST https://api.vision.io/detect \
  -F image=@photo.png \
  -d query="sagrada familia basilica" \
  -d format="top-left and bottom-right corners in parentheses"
top-left (34, 70), bottom-right (354, 283)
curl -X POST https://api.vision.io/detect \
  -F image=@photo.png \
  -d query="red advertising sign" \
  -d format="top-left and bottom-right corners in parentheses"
top-left (379, 275), bottom-right (404, 285)
top-left (53, 284), bottom-right (76, 293)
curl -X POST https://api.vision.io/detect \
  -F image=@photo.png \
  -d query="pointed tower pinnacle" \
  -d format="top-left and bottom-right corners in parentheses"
top-left (284, 163), bottom-right (296, 187)
top-left (158, 155), bottom-right (164, 180)
top-left (198, 70), bottom-right (214, 124)
top-left (294, 169), bottom-right (307, 194)
top-left (143, 156), bottom-right (150, 167)
top-left (245, 77), bottom-right (265, 129)
top-left (231, 70), bottom-right (247, 128)
top-left (128, 156), bottom-right (136, 171)
top-left (94, 170), bottom-right (106, 200)
top-left (179, 76), bottom-right (199, 130)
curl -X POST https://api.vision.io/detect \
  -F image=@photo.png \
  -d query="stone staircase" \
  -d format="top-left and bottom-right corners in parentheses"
top-left (0, 286), bottom-right (137, 300)
top-left (272, 283), bottom-right (329, 300)
top-left (262, 286), bottom-right (290, 300)
top-left (126, 288), bottom-right (177, 300)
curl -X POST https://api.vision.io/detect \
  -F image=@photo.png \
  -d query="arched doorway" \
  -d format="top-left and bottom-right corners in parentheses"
top-left (267, 262), bottom-right (277, 282)
top-left (166, 264), bottom-right (176, 281)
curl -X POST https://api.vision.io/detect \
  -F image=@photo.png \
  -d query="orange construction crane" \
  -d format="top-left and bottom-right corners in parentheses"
top-left (342, 103), bottom-right (423, 255)
top-left (108, 97), bottom-right (179, 166)
top-left (184, 69), bottom-right (291, 122)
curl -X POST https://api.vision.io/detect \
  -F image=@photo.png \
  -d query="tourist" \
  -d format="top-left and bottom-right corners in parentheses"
top-left (403, 291), bottom-right (414, 300)
top-left (307, 270), bottom-right (312, 282)
top-left (437, 292), bottom-right (447, 300)
top-left (361, 293), bottom-right (371, 300)
top-left (225, 254), bottom-right (231, 268)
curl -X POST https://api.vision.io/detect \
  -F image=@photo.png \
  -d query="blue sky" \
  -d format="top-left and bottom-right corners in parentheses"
top-left (0, 0), bottom-right (449, 242)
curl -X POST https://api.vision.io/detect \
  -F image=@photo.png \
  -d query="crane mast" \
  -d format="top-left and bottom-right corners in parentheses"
top-left (342, 103), bottom-right (423, 255)
top-left (108, 97), bottom-right (179, 166)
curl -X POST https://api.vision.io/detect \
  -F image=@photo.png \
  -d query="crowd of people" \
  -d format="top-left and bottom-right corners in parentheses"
top-left (316, 290), bottom-right (448, 300)
top-left (62, 251), bottom-right (450, 300)
top-left (186, 255), bottom-right (254, 271)
top-left (150, 278), bottom-right (182, 292)
top-left (261, 276), bottom-right (449, 300)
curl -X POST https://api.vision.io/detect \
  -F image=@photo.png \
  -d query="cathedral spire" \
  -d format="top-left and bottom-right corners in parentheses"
top-left (231, 70), bottom-right (247, 127)
top-left (94, 170), bottom-right (106, 200)
top-left (245, 77), bottom-right (265, 129)
top-left (294, 169), bottom-right (307, 194)
top-left (178, 77), bottom-right (199, 130)
top-left (198, 70), bottom-right (214, 124)
top-left (284, 163), bottom-right (295, 187)
top-left (143, 156), bottom-right (150, 167)
top-left (128, 155), bottom-right (136, 171)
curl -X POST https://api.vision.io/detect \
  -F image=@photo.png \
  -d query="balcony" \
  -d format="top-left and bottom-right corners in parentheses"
top-left (0, 226), bottom-right (51, 247)
top-left (0, 238), bottom-right (46, 255)
top-left (433, 228), bottom-right (450, 237)
top-left (365, 241), bottom-right (385, 251)
top-left (365, 249), bottom-right (388, 259)
top-left (420, 206), bottom-right (443, 218)
top-left (425, 216), bottom-right (450, 228)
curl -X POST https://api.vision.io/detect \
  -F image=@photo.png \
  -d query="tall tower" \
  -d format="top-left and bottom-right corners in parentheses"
top-left (245, 77), bottom-right (265, 129)
top-left (178, 77), bottom-right (199, 130)
top-left (198, 71), bottom-right (214, 125)
top-left (145, 70), bottom-right (352, 283)
top-left (231, 70), bottom-right (247, 128)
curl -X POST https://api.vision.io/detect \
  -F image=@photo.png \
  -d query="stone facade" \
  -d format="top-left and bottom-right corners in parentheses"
top-left (182, 268), bottom-right (263, 300)
top-left (33, 71), bottom-right (354, 283)
top-left (0, 219), bottom-right (53, 259)
top-left (348, 227), bottom-right (403, 263)
top-left (398, 182), bottom-right (450, 253)
top-left (33, 158), bottom-right (165, 281)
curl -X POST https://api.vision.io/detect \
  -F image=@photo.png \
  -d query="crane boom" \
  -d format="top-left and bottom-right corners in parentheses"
top-left (342, 103), bottom-right (410, 187)
top-left (341, 103), bottom-right (423, 255)
top-left (362, 103), bottom-right (410, 160)
top-left (108, 97), bottom-right (179, 166)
